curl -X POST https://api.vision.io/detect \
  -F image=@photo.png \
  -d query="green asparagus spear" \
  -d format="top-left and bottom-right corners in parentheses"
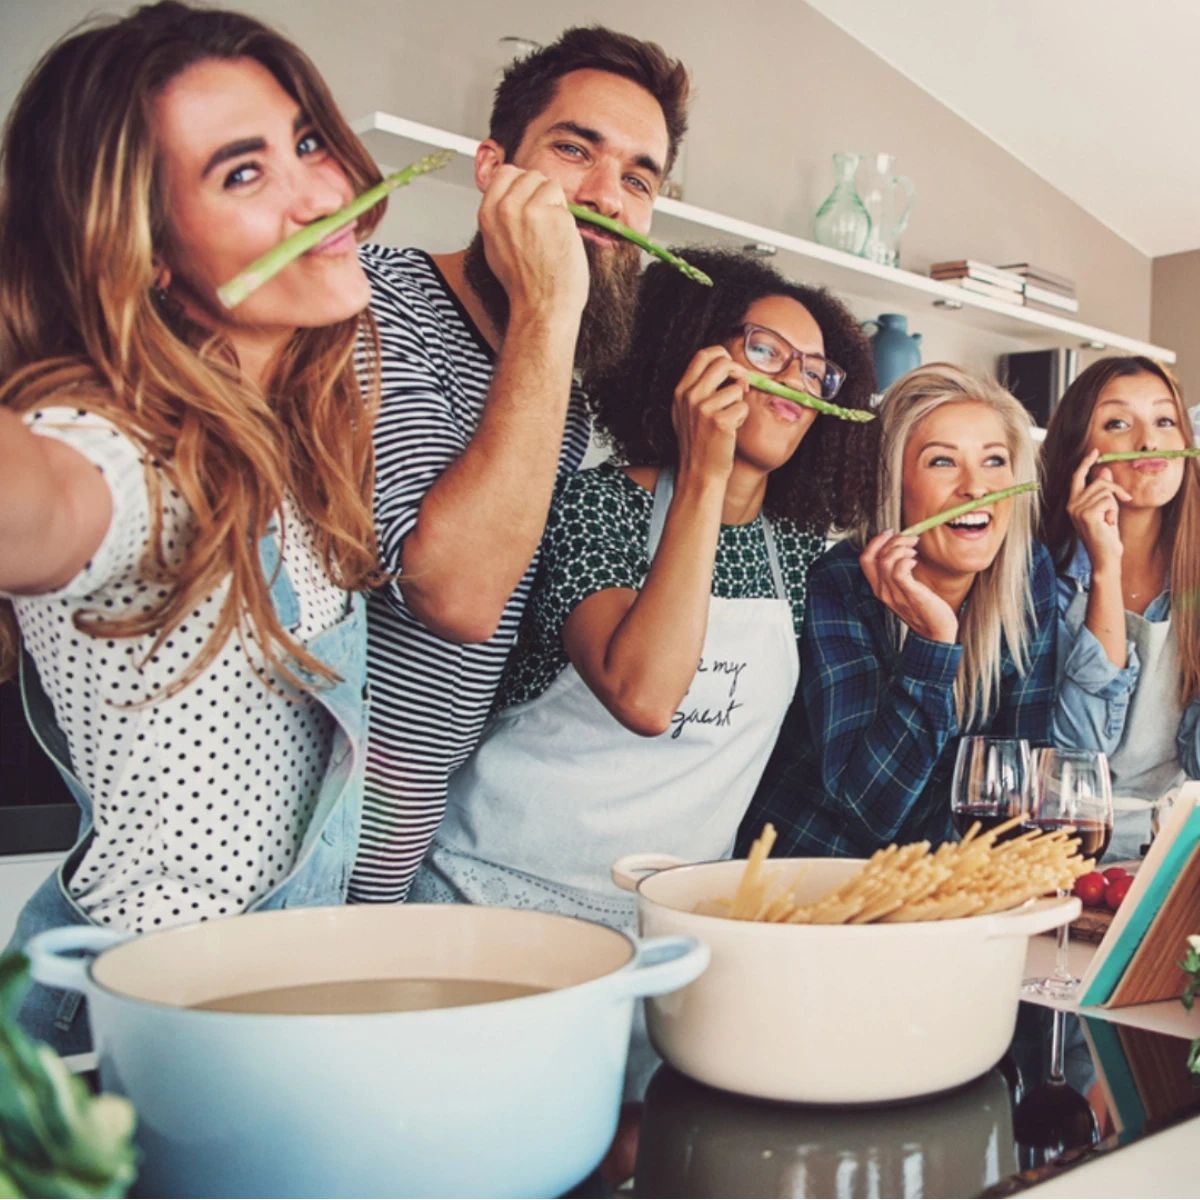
top-left (566, 205), bottom-right (713, 286)
top-left (745, 372), bottom-right (876, 423)
top-left (216, 150), bottom-right (455, 309)
top-left (900, 481), bottom-right (1040, 537)
top-left (1095, 448), bottom-right (1200, 463)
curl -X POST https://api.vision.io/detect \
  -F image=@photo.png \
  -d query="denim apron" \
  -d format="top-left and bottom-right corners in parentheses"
top-left (8, 533), bottom-right (369, 1055)
top-left (413, 468), bottom-right (801, 931)
top-left (1061, 588), bottom-right (1181, 859)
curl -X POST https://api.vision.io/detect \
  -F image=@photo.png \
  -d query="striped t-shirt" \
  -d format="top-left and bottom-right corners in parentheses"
top-left (349, 246), bottom-right (591, 902)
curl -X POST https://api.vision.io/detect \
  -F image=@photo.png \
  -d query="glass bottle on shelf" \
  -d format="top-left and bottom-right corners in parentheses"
top-left (813, 152), bottom-right (871, 255)
top-left (858, 152), bottom-right (916, 268)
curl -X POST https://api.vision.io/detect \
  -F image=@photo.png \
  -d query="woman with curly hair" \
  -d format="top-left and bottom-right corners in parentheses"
top-left (738, 364), bottom-right (1056, 860)
top-left (409, 247), bottom-right (878, 927)
top-left (1, 1), bottom-right (384, 1051)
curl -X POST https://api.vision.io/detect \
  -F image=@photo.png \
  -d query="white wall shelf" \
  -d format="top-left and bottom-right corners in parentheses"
top-left (352, 111), bottom-right (1174, 365)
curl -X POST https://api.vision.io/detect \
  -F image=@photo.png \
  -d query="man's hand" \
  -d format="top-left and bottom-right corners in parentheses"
top-left (477, 166), bottom-right (589, 321)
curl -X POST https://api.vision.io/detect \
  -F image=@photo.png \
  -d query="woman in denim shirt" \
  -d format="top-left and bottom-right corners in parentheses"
top-left (739, 364), bottom-right (1056, 859)
top-left (0, 2), bottom-right (384, 1052)
top-left (1043, 356), bottom-right (1200, 859)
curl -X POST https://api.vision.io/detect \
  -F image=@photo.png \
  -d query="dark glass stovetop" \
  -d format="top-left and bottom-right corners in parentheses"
top-left (569, 1002), bottom-right (1200, 1199)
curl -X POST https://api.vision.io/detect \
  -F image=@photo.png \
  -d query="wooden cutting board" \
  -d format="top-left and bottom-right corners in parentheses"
top-left (1071, 906), bottom-right (1115, 944)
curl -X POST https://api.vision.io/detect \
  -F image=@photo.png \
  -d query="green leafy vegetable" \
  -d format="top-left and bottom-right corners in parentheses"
top-left (1095, 449), bottom-right (1200, 464)
top-left (566, 206), bottom-right (712, 286)
top-left (1182, 935), bottom-right (1200, 1075)
top-left (900, 481), bottom-right (1040, 537)
top-left (0, 952), bottom-right (137, 1198)
top-left (745, 372), bottom-right (876, 423)
top-left (217, 150), bottom-right (455, 309)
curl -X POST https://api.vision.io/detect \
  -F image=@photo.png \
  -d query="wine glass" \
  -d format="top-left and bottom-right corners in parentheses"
top-left (1022, 748), bottom-right (1114, 999)
top-left (1012, 1008), bottom-right (1099, 1168)
top-left (950, 737), bottom-right (1032, 842)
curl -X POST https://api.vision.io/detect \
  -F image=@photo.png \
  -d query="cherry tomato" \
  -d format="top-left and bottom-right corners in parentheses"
top-left (1105, 875), bottom-right (1134, 912)
top-left (1073, 871), bottom-right (1108, 907)
top-left (1103, 866), bottom-right (1130, 883)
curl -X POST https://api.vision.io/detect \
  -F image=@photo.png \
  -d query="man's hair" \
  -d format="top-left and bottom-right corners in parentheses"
top-left (489, 25), bottom-right (690, 174)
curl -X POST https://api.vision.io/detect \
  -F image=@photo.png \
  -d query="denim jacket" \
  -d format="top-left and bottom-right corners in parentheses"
top-left (1052, 543), bottom-right (1200, 791)
top-left (9, 533), bottom-right (368, 1053)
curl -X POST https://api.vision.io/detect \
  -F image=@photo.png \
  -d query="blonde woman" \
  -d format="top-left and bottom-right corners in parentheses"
top-left (737, 364), bottom-right (1056, 858)
top-left (1043, 356), bottom-right (1200, 859)
top-left (0, 1), bottom-right (385, 1052)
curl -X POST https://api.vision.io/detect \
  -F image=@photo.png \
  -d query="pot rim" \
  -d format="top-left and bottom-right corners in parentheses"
top-left (628, 857), bottom-right (1073, 938)
top-left (80, 904), bottom-right (642, 1021)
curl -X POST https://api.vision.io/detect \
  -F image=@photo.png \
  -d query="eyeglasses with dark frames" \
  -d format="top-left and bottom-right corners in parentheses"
top-left (733, 323), bottom-right (847, 401)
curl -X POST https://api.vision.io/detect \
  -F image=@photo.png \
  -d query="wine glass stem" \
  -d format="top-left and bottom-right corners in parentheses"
top-left (1051, 890), bottom-right (1073, 984)
top-left (1049, 1008), bottom-right (1066, 1084)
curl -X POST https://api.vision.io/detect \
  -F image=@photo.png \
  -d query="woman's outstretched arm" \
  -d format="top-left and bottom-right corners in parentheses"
top-left (0, 407), bottom-right (112, 595)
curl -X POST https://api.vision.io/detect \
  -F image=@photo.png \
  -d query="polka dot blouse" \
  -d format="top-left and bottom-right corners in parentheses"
top-left (8, 408), bottom-right (349, 934)
top-left (495, 462), bottom-right (827, 711)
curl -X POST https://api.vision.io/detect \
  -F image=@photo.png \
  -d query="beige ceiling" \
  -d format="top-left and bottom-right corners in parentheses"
top-left (807, 0), bottom-right (1200, 258)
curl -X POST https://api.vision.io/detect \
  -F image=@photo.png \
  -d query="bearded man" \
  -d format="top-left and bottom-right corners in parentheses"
top-left (351, 26), bottom-right (691, 903)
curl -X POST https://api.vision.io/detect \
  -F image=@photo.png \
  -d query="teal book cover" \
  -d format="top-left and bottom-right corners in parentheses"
top-left (1080, 809), bottom-right (1200, 1007)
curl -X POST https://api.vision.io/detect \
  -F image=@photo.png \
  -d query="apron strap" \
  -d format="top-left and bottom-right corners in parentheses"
top-left (647, 467), bottom-right (674, 558)
top-left (647, 468), bottom-right (788, 601)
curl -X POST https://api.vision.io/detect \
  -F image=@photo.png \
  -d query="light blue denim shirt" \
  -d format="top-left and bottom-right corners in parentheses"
top-left (1052, 543), bottom-right (1200, 782)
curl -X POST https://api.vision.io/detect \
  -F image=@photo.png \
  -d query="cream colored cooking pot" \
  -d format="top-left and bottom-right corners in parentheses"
top-left (612, 855), bottom-right (1079, 1104)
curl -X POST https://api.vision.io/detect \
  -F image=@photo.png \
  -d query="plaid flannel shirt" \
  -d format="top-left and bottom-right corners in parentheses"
top-left (736, 537), bottom-right (1058, 859)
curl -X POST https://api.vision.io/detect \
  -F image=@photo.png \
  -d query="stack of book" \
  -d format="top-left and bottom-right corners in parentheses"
top-left (930, 260), bottom-right (1025, 305)
top-left (999, 262), bottom-right (1080, 314)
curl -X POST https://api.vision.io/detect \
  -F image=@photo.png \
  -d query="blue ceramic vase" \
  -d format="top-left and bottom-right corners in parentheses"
top-left (863, 313), bottom-right (922, 391)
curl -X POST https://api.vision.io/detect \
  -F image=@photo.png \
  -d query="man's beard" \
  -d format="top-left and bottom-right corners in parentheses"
top-left (463, 228), bottom-right (641, 382)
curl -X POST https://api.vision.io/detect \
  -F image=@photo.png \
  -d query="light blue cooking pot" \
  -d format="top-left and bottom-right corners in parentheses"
top-left (26, 905), bottom-right (709, 1199)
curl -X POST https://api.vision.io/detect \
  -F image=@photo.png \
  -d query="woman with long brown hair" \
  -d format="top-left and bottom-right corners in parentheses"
top-left (1043, 356), bottom-right (1200, 859)
top-left (0, 1), bottom-right (385, 1052)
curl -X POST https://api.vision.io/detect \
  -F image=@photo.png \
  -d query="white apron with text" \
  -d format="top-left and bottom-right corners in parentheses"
top-left (418, 468), bottom-right (801, 929)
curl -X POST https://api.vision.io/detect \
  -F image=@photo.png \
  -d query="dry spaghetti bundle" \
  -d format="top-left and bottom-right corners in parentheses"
top-left (704, 818), bottom-right (1093, 924)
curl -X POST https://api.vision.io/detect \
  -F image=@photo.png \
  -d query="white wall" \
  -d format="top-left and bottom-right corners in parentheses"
top-left (0, 0), bottom-right (1154, 356)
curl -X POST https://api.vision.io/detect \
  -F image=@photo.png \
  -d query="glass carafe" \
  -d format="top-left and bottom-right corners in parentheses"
top-left (858, 152), bottom-right (916, 268)
top-left (813, 152), bottom-right (871, 255)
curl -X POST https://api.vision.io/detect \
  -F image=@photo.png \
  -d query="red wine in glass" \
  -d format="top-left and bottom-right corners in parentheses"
top-left (950, 808), bottom-right (1035, 842)
top-left (1029, 816), bottom-right (1113, 861)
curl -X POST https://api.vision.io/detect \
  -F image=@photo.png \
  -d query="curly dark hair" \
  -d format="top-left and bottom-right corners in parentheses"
top-left (589, 247), bottom-right (879, 531)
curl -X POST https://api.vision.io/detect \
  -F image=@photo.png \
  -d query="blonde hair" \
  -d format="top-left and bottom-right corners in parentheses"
top-left (862, 363), bottom-right (1039, 728)
top-left (0, 2), bottom-right (387, 695)
top-left (1041, 355), bottom-right (1200, 705)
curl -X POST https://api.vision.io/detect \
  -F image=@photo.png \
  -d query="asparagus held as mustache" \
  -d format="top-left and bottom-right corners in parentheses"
top-left (1095, 449), bottom-right (1200, 464)
top-left (217, 150), bottom-right (454, 309)
top-left (567, 205), bottom-right (713, 286)
top-left (900, 481), bottom-right (1040, 537)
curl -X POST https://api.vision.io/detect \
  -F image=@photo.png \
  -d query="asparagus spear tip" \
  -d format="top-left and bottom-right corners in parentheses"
top-left (746, 371), bottom-right (876, 423)
top-left (566, 204), bottom-right (713, 286)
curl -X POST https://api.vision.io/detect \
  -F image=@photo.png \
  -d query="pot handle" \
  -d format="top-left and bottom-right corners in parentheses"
top-left (25, 926), bottom-right (131, 994)
top-left (984, 896), bottom-right (1081, 940)
top-left (611, 853), bottom-right (690, 893)
top-left (607, 935), bottom-right (710, 999)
